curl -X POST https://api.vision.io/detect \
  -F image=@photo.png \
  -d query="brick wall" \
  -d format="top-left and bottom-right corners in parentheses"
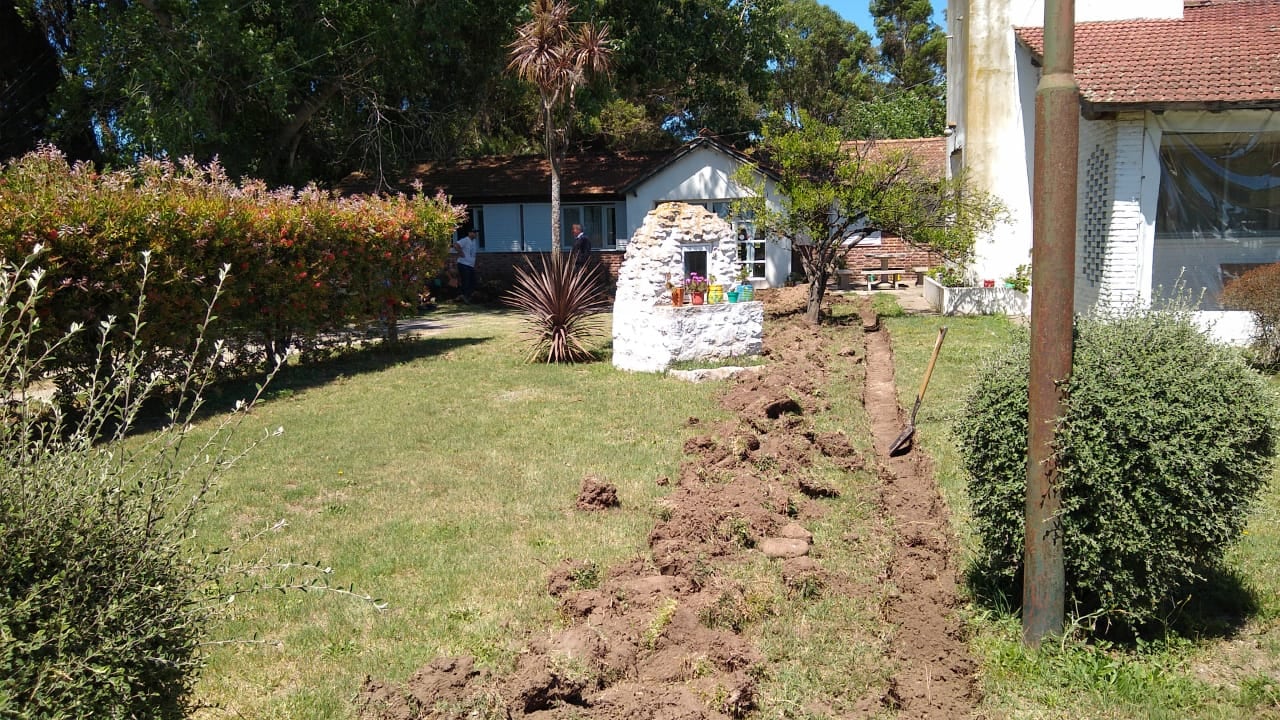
top-left (834, 234), bottom-right (944, 284)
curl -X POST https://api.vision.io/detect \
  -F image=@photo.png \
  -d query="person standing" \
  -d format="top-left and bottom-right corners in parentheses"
top-left (571, 223), bottom-right (591, 269)
top-left (453, 228), bottom-right (478, 302)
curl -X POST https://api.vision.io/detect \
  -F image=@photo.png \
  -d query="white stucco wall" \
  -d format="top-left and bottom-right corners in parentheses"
top-left (623, 146), bottom-right (775, 237)
top-left (949, 0), bottom-right (1280, 345)
top-left (624, 145), bottom-right (788, 286)
top-left (953, 0), bottom-right (1037, 285)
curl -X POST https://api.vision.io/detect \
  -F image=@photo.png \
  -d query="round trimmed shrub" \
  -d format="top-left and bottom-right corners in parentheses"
top-left (956, 306), bottom-right (1280, 633)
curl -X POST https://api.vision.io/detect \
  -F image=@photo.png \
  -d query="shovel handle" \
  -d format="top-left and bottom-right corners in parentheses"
top-left (915, 326), bottom-right (948, 403)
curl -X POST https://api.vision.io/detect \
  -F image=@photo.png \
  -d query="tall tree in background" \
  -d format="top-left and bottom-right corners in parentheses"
top-left (600, 0), bottom-right (780, 143)
top-left (769, 0), bottom-right (875, 126)
top-left (0, 4), bottom-right (59, 162)
top-left (841, 0), bottom-right (947, 139)
top-left (10, 0), bottom-right (529, 185)
top-left (508, 0), bottom-right (612, 258)
top-left (870, 0), bottom-right (946, 89)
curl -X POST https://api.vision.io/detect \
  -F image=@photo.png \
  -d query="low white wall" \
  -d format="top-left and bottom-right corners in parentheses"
top-left (613, 301), bottom-right (764, 373)
top-left (924, 276), bottom-right (1032, 316)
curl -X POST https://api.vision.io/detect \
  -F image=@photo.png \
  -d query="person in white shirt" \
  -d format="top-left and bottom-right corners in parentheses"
top-left (452, 228), bottom-right (478, 302)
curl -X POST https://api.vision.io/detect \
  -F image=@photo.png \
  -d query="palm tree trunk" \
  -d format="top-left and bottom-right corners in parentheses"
top-left (545, 103), bottom-right (562, 259)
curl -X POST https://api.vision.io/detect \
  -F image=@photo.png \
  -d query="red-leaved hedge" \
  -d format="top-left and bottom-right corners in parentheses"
top-left (0, 146), bottom-right (463, 380)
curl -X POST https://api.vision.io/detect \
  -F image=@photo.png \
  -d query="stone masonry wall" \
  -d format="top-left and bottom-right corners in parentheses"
top-left (612, 203), bottom-right (764, 373)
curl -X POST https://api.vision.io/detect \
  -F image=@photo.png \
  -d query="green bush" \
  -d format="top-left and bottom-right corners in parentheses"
top-left (1221, 261), bottom-right (1280, 368)
top-left (0, 146), bottom-right (462, 386)
top-left (0, 250), bottom-right (264, 718)
top-left (956, 305), bottom-right (1280, 634)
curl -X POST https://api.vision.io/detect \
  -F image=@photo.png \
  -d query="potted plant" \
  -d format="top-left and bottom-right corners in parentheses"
top-left (736, 265), bottom-right (755, 301)
top-left (666, 274), bottom-right (684, 306)
top-left (1002, 264), bottom-right (1031, 293)
top-left (686, 272), bottom-right (709, 305)
top-left (707, 275), bottom-right (724, 303)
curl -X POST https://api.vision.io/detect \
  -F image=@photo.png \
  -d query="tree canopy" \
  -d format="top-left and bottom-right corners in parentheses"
top-left (4, 0), bottom-right (952, 185)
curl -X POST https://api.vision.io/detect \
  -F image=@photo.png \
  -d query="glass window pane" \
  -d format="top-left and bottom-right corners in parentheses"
top-left (683, 250), bottom-right (708, 278)
top-left (1153, 131), bottom-right (1280, 308)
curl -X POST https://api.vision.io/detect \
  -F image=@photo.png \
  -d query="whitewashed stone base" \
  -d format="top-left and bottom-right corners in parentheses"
top-left (612, 203), bottom-right (765, 372)
top-left (613, 302), bottom-right (764, 373)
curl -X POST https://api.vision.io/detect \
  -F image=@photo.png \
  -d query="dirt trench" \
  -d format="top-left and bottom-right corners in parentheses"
top-left (858, 303), bottom-right (979, 718)
top-left (357, 290), bottom-right (977, 719)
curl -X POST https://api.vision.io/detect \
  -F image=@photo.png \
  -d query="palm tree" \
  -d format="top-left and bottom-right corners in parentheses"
top-left (507, 0), bottom-right (611, 258)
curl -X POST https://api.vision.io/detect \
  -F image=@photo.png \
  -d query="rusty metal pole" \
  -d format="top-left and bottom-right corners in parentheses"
top-left (1024, 0), bottom-right (1078, 645)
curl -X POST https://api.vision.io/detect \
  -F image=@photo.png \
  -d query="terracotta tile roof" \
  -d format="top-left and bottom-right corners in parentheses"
top-left (1015, 0), bottom-right (1280, 110)
top-left (335, 136), bottom-right (772, 201)
top-left (337, 149), bottom-right (671, 201)
top-left (839, 137), bottom-right (948, 179)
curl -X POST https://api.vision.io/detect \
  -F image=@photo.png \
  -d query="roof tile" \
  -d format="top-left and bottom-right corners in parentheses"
top-left (1015, 0), bottom-right (1280, 108)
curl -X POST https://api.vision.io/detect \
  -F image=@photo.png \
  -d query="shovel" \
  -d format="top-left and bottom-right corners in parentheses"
top-left (888, 326), bottom-right (947, 456)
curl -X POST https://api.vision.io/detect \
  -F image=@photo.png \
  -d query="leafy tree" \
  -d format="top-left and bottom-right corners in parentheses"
top-left (737, 116), bottom-right (1001, 323)
top-left (841, 85), bottom-right (946, 139)
top-left (0, 4), bottom-right (61, 162)
top-left (870, 0), bottom-right (946, 90)
top-left (600, 0), bottom-right (781, 143)
top-left (13, 0), bottom-right (529, 186)
top-left (769, 0), bottom-right (876, 126)
top-left (507, 0), bottom-right (612, 257)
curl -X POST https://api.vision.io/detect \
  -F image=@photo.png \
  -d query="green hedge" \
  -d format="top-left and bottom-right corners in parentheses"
top-left (957, 306), bottom-right (1280, 634)
top-left (0, 146), bottom-right (462, 382)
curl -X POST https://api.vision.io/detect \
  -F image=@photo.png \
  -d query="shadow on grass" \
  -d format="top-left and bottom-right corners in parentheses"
top-left (965, 559), bottom-right (1261, 644)
top-left (132, 330), bottom-right (493, 432)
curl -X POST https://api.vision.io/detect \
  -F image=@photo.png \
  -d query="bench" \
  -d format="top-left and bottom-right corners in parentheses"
top-left (912, 266), bottom-right (930, 286)
top-left (859, 268), bottom-right (906, 290)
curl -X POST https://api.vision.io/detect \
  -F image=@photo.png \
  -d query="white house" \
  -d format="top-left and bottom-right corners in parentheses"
top-left (947, 0), bottom-right (1280, 341)
top-left (343, 136), bottom-right (790, 289)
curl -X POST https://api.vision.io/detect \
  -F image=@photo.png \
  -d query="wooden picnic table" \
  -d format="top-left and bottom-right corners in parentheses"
top-left (867, 253), bottom-right (906, 271)
top-left (858, 267), bottom-right (906, 290)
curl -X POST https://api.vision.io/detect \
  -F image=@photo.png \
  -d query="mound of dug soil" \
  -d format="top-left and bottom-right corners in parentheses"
top-left (357, 291), bottom-right (976, 720)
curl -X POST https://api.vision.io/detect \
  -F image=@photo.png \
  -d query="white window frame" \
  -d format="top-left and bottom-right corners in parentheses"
top-left (561, 204), bottom-right (618, 249)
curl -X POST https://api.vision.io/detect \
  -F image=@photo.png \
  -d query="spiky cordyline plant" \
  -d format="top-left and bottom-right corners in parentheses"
top-left (506, 254), bottom-right (609, 363)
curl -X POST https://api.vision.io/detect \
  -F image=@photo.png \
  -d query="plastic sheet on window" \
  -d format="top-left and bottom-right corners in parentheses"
top-left (1153, 113), bottom-right (1280, 309)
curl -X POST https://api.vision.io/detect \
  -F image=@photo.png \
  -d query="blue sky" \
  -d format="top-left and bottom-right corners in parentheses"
top-left (822, 1), bottom-right (947, 35)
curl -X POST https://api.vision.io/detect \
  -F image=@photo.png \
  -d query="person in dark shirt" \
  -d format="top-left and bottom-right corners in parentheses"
top-left (571, 223), bottom-right (591, 269)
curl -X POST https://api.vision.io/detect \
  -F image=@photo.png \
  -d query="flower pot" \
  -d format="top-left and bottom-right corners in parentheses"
top-left (727, 289), bottom-right (740, 303)
top-left (670, 287), bottom-right (684, 306)
top-left (708, 284), bottom-right (724, 303)
top-left (690, 291), bottom-right (705, 305)
top-left (738, 284), bottom-right (754, 302)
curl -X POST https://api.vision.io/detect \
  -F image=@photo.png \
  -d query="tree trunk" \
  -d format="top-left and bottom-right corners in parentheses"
top-left (806, 273), bottom-right (827, 324)
top-left (545, 103), bottom-right (562, 259)
top-left (798, 243), bottom-right (829, 322)
top-left (272, 56), bottom-right (375, 181)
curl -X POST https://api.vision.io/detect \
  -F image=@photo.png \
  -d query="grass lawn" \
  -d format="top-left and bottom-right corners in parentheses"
top-left (181, 298), bottom-right (1280, 719)
top-left (191, 308), bottom-right (733, 718)
top-left (884, 308), bottom-right (1280, 719)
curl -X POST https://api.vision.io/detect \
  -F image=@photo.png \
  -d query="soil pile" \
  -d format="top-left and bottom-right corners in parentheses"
top-left (357, 288), bottom-right (977, 719)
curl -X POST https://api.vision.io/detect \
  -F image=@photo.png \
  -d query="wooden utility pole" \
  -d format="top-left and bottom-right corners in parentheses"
top-left (1024, 0), bottom-right (1078, 645)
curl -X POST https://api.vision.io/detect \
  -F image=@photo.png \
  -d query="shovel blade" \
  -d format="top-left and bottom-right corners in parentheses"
top-left (888, 425), bottom-right (914, 456)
